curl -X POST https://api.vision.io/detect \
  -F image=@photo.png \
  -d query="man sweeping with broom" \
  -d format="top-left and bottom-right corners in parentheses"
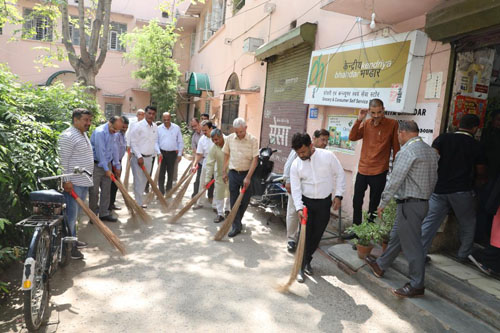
top-left (222, 118), bottom-right (259, 237)
top-left (290, 132), bottom-right (345, 283)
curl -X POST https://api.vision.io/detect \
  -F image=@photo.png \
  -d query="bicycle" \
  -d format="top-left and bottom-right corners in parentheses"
top-left (16, 167), bottom-right (92, 331)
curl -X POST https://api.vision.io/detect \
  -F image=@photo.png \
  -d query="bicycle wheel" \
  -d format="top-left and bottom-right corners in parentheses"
top-left (24, 228), bottom-right (50, 332)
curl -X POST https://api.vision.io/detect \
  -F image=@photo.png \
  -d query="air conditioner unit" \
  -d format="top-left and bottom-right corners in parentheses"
top-left (243, 37), bottom-right (264, 53)
top-left (184, 71), bottom-right (191, 82)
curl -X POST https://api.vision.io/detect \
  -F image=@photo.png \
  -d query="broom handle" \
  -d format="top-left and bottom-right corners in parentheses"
top-left (70, 190), bottom-right (126, 255)
top-left (124, 149), bottom-right (132, 188)
top-left (169, 178), bottom-right (215, 223)
top-left (141, 164), bottom-right (169, 209)
top-left (110, 174), bottom-right (152, 224)
top-left (165, 163), bottom-right (197, 199)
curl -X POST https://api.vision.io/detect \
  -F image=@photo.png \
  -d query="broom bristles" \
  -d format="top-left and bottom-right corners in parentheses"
top-left (214, 189), bottom-right (246, 241)
top-left (165, 163), bottom-right (192, 199)
top-left (168, 187), bottom-right (207, 224)
top-left (146, 160), bottom-right (162, 204)
top-left (141, 166), bottom-right (169, 210)
top-left (74, 195), bottom-right (126, 255)
top-left (277, 208), bottom-right (308, 293)
top-left (169, 171), bottom-right (195, 211)
top-left (112, 177), bottom-right (152, 224)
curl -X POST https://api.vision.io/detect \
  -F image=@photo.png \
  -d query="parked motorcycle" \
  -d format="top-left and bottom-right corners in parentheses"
top-left (250, 147), bottom-right (288, 221)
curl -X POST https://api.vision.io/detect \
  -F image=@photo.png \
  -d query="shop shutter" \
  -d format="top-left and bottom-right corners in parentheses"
top-left (260, 43), bottom-right (312, 172)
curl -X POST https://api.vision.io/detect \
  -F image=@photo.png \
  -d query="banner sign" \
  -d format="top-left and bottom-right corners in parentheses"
top-left (326, 115), bottom-right (358, 154)
top-left (305, 30), bottom-right (428, 113)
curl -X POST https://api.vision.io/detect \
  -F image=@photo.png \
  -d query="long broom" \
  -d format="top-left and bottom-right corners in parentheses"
top-left (141, 164), bottom-right (169, 210)
top-left (70, 189), bottom-right (126, 255)
top-left (123, 148), bottom-right (132, 190)
top-left (168, 178), bottom-right (215, 224)
top-left (169, 170), bottom-right (196, 211)
top-left (109, 174), bottom-right (152, 224)
top-left (146, 155), bottom-right (163, 204)
top-left (164, 162), bottom-right (192, 200)
top-left (214, 186), bottom-right (247, 241)
top-left (277, 207), bottom-right (308, 293)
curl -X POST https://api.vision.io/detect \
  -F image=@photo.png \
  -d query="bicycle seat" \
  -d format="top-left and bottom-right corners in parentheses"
top-left (29, 190), bottom-right (65, 204)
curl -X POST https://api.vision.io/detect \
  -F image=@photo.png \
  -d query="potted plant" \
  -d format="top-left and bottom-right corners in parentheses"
top-left (347, 221), bottom-right (383, 259)
top-left (378, 199), bottom-right (397, 252)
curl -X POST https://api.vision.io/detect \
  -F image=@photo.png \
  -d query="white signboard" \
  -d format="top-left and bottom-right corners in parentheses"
top-left (304, 30), bottom-right (428, 113)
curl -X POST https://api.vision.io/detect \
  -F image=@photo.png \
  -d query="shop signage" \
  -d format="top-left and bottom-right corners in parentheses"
top-left (309, 107), bottom-right (318, 118)
top-left (385, 102), bottom-right (438, 145)
top-left (305, 30), bottom-right (427, 113)
top-left (326, 115), bottom-right (358, 155)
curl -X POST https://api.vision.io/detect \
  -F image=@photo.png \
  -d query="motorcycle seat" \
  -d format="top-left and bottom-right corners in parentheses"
top-left (29, 190), bottom-right (65, 204)
top-left (266, 173), bottom-right (283, 183)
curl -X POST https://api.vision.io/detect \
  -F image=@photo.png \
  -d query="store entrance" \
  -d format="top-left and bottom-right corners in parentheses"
top-left (446, 36), bottom-right (500, 274)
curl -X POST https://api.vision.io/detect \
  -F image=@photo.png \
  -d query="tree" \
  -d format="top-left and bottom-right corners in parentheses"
top-left (59, 0), bottom-right (112, 96)
top-left (121, 20), bottom-right (180, 113)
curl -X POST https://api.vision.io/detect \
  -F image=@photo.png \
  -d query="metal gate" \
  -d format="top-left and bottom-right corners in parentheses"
top-left (260, 43), bottom-right (312, 172)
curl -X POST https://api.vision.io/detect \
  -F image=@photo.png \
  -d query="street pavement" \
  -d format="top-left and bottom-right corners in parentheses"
top-left (1, 159), bottom-right (418, 332)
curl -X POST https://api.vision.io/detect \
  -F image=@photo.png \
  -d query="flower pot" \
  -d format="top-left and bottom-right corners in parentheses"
top-left (382, 240), bottom-right (389, 252)
top-left (357, 243), bottom-right (374, 259)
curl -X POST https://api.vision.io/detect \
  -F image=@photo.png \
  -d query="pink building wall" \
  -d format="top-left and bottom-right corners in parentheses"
top-left (180, 0), bottom-right (452, 221)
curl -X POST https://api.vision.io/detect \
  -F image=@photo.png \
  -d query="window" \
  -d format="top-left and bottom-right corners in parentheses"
top-left (105, 103), bottom-right (122, 119)
top-left (23, 8), bottom-right (53, 41)
top-left (162, 11), bottom-right (169, 18)
top-left (68, 16), bottom-right (90, 46)
top-left (200, 0), bottom-right (226, 46)
top-left (221, 73), bottom-right (240, 134)
top-left (108, 22), bottom-right (127, 52)
top-left (190, 31), bottom-right (196, 57)
top-left (233, 0), bottom-right (244, 14)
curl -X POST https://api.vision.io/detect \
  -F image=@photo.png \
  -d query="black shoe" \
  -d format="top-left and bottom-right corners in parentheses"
top-left (71, 247), bottom-right (84, 260)
top-left (213, 208), bottom-right (218, 214)
top-left (141, 204), bottom-right (147, 209)
top-left (352, 244), bottom-right (357, 250)
top-left (287, 241), bottom-right (296, 253)
top-left (296, 270), bottom-right (305, 283)
top-left (225, 211), bottom-right (230, 217)
top-left (109, 204), bottom-right (122, 211)
top-left (228, 226), bottom-right (241, 237)
top-left (100, 215), bottom-right (118, 222)
top-left (342, 232), bottom-right (357, 240)
top-left (392, 282), bottom-right (425, 298)
top-left (76, 241), bottom-right (88, 249)
top-left (425, 255), bottom-right (431, 264)
top-left (304, 263), bottom-right (313, 276)
top-left (213, 215), bottom-right (225, 223)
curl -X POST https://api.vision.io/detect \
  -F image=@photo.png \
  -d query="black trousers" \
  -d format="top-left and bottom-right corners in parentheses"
top-left (191, 163), bottom-right (202, 198)
top-left (109, 158), bottom-right (122, 209)
top-left (352, 171), bottom-right (387, 224)
top-left (302, 195), bottom-right (332, 267)
top-left (159, 150), bottom-right (177, 194)
top-left (228, 170), bottom-right (253, 230)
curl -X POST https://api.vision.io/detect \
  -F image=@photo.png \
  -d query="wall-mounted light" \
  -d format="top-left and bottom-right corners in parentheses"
top-left (370, 12), bottom-right (376, 29)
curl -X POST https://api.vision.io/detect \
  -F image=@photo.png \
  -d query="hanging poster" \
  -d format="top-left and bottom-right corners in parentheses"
top-left (385, 103), bottom-right (438, 145)
top-left (304, 30), bottom-right (427, 113)
top-left (453, 95), bottom-right (488, 128)
top-left (326, 115), bottom-right (358, 154)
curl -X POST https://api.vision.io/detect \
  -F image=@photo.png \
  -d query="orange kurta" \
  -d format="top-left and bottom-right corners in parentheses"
top-left (349, 117), bottom-right (400, 176)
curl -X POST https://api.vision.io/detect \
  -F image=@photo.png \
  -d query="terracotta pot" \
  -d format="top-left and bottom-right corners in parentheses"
top-left (382, 241), bottom-right (389, 252)
top-left (357, 243), bottom-right (374, 259)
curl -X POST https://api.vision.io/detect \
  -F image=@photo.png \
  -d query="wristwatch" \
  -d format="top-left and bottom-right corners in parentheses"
top-left (335, 195), bottom-right (343, 200)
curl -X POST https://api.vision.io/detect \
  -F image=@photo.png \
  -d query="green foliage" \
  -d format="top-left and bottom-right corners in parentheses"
top-left (180, 122), bottom-right (193, 155)
top-left (0, 64), bottom-right (100, 278)
top-left (347, 221), bottom-right (383, 247)
top-left (121, 20), bottom-right (181, 114)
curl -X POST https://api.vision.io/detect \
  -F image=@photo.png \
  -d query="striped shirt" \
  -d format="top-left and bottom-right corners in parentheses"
top-left (58, 126), bottom-right (94, 187)
top-left (222, 132), bottom-right (259, 171)
top-left (379, 136), bottom-right (439, 208)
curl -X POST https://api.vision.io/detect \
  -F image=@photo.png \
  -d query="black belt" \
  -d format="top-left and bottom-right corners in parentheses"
top-left (302, 194), bottom-right (332, 201)
top-left (161, 150), bottom-right (177, 153)
top-left (230, 169), bottom-right (249, 174)
top-left (142, 154), bottom-right (153, 158)
top-left (396, 198), bottom-right (428, 204)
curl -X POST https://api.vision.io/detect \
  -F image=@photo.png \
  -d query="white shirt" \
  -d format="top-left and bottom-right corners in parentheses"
top-left (290, 148), bottom-right (346, 211)
top-left (129, 119), bottom-right (160, 158)
top-left (196, 135), bottom-right (214, 167)
top-left (125, 120), bottom-right (139, 147)
top-left (157, 123), bottom-right (184, 156)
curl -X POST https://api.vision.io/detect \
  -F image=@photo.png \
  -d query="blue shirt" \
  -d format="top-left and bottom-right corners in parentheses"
top-left (157, 123), bottom-right (184, 156)
top-left (114, 132), bottom-right (127, 164)
top-left (90, 123), bottom-right (120, 171)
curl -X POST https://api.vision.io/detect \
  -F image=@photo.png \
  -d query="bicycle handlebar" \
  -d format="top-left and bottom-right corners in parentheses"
top-left (38, 167), bottom-right (92, 182)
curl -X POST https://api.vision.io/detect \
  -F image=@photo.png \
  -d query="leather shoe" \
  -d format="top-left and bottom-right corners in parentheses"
top-left (213, 208), bottom-right (218, 214)
top-left (392, 283), bottom-right (425, 298)
top-left (296, 270), bottom-right (305, 283)
top-left (100, 215), bottom-right (117, 222)
top-left (225, 210), bottom-right (230, 217)
top-left (365, 255), bottom-right (384, 278)
top-left (341, 232), bottom-right (357, 240)
top-left (287, 241), bottom-right (296, 253)
top-left (228, 226), bottom-right (241, 237)
top-left (109, 204), bottom-right (121, 211)
top-left (213, 215), bottom-right (225, 223)
top-left (304, 263), bottom-right (313, 276)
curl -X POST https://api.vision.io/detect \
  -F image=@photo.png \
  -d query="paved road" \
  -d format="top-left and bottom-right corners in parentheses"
top-left (1, 160), bottom-right (417, 332)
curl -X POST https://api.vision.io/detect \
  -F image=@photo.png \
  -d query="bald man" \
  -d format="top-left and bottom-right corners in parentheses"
top-left (157, 112), bottom-right (184, 194)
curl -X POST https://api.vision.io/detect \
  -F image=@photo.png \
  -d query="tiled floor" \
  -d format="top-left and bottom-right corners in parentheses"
top-left (429, 254), bottom-right (500, 299)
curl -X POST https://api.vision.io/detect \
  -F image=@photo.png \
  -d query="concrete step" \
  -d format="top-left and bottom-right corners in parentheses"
top-left (391, 255), bottom-right (500, 330)
top-left (324, 244), bottom-right (500, 333)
